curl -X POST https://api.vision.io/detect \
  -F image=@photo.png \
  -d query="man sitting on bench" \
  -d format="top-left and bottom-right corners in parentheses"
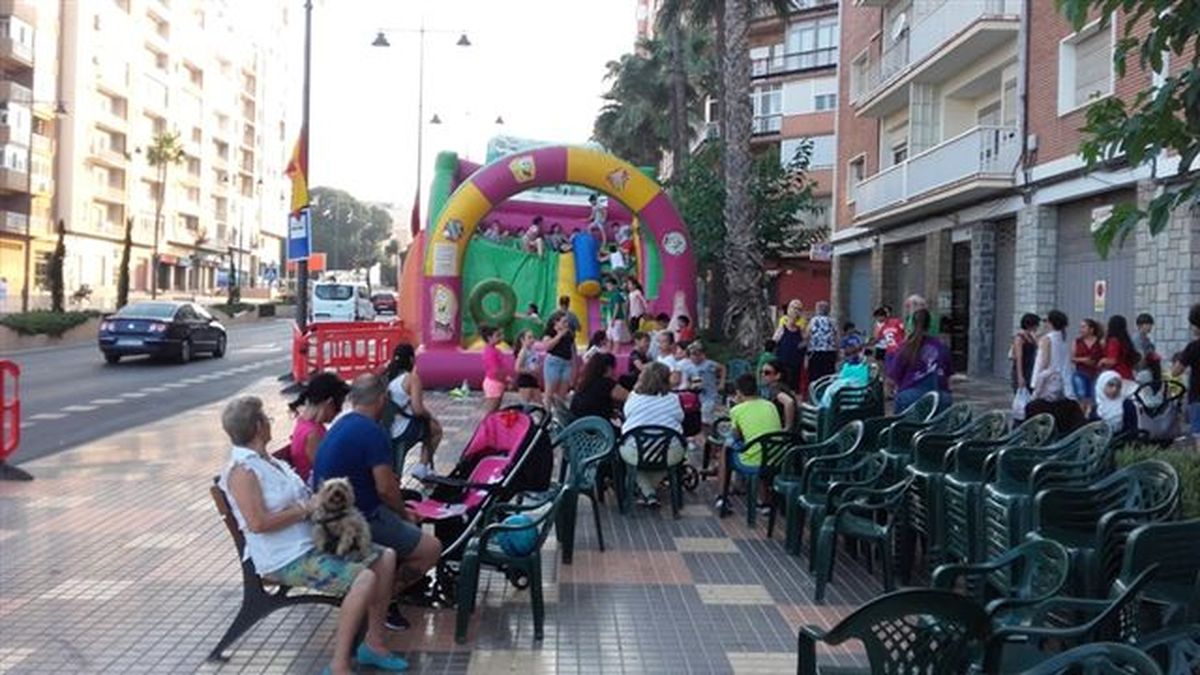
top-left (218, 396), bottom-right (409, 674)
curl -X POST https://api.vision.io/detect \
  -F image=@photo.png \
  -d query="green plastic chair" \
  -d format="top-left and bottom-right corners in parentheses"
top-left (553, 417), bottom-right (616, 565)
top-left (904, 410), bottom-right (1008, 574)
top-left (982, 422), bottom-right (1112, 575)
top-left (615, 425), bottom-right (687, 518)
top-left (1031, 460), bottom-right (1180, 597)
top-left (932, 539), bottom-right (1070, 623)
top-left (455, 484), bottom-right (566, 644)
top-left (1016, 642), bottom-right (1164, 675)
top-left (1112, 519), bottom-right (1200, 625)
top-left (793, 393), bottom-right (939, 567)
top-left (1137, 624), bottom-right (1200, 675)
top-left (813, 474), bottom-right (913, 603)
top-left (982, 565), bottom-right (1158, 673)
top-left (798, 366), bottom-right (884, 443)
top-left (718, 430), bottom-right (806, 527)
top-left (878, 401), bottom-right (973, 477)
top-left (942, 413), bottom-right (1056, 567)
top-left (797, 588), bottom-right (989, 675)
top-left (771, 420), bottom-right (865, 554)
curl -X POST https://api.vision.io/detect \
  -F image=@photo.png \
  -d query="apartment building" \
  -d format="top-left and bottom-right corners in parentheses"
top-left (0, 0), bottom-right (56, 312)
top-left (41, 0), bottom-right (296, 309)
top-left (831, 0), bottom-right (1200, 375)
top-left (746, 0), bottom-right (839, 306)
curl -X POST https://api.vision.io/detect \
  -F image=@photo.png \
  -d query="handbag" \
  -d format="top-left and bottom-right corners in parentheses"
top-left (1011, 388), bottom-right (1030, 422)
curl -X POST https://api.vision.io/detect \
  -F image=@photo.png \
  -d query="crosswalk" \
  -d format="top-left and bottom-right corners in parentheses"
top-left (19, 355), bottom-right (289, 430)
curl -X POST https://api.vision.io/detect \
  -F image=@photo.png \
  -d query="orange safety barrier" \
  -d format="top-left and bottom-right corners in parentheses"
top-left (291, 320), bottom-right (416, 383)
top-left (0, 360), bottom-right (20, 463)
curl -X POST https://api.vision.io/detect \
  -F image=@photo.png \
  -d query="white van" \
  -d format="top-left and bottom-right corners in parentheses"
top-left (311, 281), bottom-right (376, 322)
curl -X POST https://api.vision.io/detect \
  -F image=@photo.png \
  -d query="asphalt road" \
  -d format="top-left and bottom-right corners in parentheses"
top-left (4, 320), bottom-right (295, 463)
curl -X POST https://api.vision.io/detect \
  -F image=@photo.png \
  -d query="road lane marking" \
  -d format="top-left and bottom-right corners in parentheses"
top-left (29, 413), bottom-right (67, 420)
top-left (61, 405), bottom-right (98, 412)
top-left (162, 383), bottom-right (186, 389)
top-left (89, 398), bottom-right (124, 405)
top-left (142, 386), bottom-right (169, 393)
top-left (121, 392), bottom-right (147, 399)
top-left (180, 378), bottom-right (204, 384)
top-left (20, 421), bottom-right (35, 429)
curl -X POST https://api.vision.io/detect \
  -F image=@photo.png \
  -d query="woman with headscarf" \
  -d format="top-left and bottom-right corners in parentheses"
top-left (1092, 370), bottom-right (1137, 436)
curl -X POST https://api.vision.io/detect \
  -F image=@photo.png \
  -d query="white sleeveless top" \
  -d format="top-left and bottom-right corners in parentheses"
top-left (219, 446), bottom-right (313, 574)
top-left (1032, 330), bottom-right (1076, 400)
top-left (388, 373), bottom-right (413, 438)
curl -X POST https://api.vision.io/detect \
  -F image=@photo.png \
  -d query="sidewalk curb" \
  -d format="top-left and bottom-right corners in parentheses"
top-left (0, 318), bottom-right (291, 357)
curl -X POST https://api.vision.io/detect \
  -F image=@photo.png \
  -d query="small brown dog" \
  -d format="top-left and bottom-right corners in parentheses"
top-left (311, 478), bottom-right (372, 560)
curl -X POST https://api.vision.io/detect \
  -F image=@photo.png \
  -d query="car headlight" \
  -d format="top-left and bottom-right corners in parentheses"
top-left (148, 323), bottom-right (168, 333)
top-left (100, 321), bottom-right (114, 331)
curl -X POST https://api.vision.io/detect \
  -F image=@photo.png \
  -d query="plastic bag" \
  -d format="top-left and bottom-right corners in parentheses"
top-left (1012, 388), bottom-right (1030, 422)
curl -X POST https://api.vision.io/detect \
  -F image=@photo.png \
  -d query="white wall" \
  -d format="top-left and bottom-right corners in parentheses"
top-left (782, 76), bottom-right (838, 115)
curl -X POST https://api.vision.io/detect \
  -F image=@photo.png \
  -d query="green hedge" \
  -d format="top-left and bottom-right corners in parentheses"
top-left (0, 310), bottom-right (101, 337)
top-left (1116, 443), bottom-right (1200, 518)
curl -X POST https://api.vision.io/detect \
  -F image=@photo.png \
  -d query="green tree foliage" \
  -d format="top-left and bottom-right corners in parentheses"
top-left (146, 132), bottom-right (184, 298)
top-left (592, 32), bottom-right (712, 168)
top-left (309, 187), bottom-right (393, 272)
top-left (116, 218), bottom-right (133, 309)
top-left (48, 220), bottom-right (65, 313)
top-left (1057, 0), bottom-right (1200, 256)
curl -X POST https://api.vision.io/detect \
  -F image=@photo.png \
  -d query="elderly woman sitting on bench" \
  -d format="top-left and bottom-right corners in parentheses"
top-left (218, 396), bottom-right (409, 674)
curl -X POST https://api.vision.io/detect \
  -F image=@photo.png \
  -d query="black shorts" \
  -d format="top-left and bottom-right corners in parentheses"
top-left (393, 415), bottom-right (428, 451)
top-left (873, 347), bottom-right (886, 361)
top-left (516, 373), bottom-right (540, 389)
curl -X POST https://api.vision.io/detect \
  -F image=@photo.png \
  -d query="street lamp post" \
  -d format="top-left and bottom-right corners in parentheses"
top-left (296, 0), bottom-right (313, 332)
top-left (372, 24), bottom-right (470, 219)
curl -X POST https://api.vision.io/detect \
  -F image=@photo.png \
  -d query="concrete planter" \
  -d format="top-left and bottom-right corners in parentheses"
top-left (0, 317), bottom-right (102, 353)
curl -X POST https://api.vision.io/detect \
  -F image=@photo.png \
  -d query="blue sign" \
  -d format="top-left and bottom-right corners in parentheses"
top-left (287, 207), bottom-right (311, 261)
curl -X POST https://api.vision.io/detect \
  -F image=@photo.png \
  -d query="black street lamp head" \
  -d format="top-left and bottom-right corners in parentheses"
top-left (430, 114), bottom-right (442, 125)
top-left (372, 31), bottom-right (390, 47)
top-left (54, 101), bottom-right (68, 116)
top-left (495, 116), bottom-right (504, 125)
top-left (456, 33), bottom-right (471, 47)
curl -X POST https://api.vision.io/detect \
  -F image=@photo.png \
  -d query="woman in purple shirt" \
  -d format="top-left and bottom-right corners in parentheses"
top-left (886, 309), bottom-right (952, 413)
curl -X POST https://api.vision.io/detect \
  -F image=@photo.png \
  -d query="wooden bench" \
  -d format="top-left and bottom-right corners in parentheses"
top-left (207, 476), bottom-right (344, 661)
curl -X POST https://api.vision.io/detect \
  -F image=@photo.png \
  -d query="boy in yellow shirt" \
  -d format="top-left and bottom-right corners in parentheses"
top-left (716, 373), bottom-right (782, 517)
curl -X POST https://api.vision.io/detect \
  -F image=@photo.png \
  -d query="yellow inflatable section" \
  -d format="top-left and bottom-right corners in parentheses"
top-left (555, 250), bottom-right (590, 347)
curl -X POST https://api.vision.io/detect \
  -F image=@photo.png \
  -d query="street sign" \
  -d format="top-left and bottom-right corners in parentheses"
top-left (1094, 279), bottom-right (1107, 313)
top-left (287, 207), bottom-right (311, 261)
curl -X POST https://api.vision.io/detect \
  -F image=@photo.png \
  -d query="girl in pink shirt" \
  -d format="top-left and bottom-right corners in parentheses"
top-left (287, 372), bottom-right (348, 483)
top-left (481, 326), bottom-right (511, 413)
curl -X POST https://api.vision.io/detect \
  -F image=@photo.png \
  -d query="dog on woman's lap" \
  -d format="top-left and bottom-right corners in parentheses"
top-left (312, 478), bottom-right (372, 560)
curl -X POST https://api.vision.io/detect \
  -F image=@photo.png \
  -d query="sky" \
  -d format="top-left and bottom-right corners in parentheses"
top-left (306, 0), bottom-right (641, 212)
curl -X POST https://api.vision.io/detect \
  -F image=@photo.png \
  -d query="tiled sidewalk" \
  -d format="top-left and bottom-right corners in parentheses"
top-left (0, 375), bottom-right (913, 674)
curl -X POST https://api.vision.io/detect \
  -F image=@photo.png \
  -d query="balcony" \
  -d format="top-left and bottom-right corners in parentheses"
top-left (0, 122), bottom-right (23, 145)
top-left (753, 0), bottom-right (836, 19)
top-left (89, 141), bottom-right (128, 167)
top-left (0, 167), bottom-right (27, 193)
top-left (0, 0), bottom-right (37, 24)
top-left (852, 0), bottom-right (1021, 117)
top-left (95, 63), bottom-right (130, 93)
top-left (0, 209), bottom-right (27, 233)
top-left (0, 35), bottom-right (32, 69)
top-left (853, 125), bottom-right (1019, 225)
top-left (752, 114), bottom-right (782, 136)
top-left (751, 47), bottom-right (837, 78)
top-left (96, 183), bottom-right (126, 204)
top-left (0, 78), bottom-right (31, 103)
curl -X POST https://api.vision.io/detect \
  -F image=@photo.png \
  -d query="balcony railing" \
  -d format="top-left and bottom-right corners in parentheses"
top-left (855, 125), bottom-right (1019, 217)
top-left (854, 0), bottom-right (1022, 103)
top-left (0, 210), bottom-right (28, 234)
top-left (752, 0), bottom-right (837, 19)
top-left (751, 47), bottom-right (837, 78)
top-left (752, 114), bottom-right (783, 135)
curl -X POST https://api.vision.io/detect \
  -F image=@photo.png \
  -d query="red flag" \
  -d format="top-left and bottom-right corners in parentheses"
top-left (410, 188), bottom-right (421, 238)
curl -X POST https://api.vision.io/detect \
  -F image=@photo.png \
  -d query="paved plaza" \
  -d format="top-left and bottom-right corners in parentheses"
top-left (0, 373), bottom-right (1013, 674)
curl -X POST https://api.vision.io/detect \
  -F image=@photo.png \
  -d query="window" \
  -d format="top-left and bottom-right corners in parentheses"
top-left (191, 127), bottom-right (202, 143)
top-left (2, 143), bottom-right (28, 172)
top-left (146, 12), bottom-right (169, 39)
top-left (847, 156), bottom-right (865, 203)
top-left (850, 53), bottom-right (870, 99)
top-left (751, 84), bottom-right (782, 134)
top-left (113, 0), bottom-right (130, 12)
top-left (785, 16), bottom-right (838, 70)
top-left (146, 46), bottom-right (168, 72)
top-left (814, 93), bottom-right (836, 111)
top-left (891, 142), bottom-right (908, 165)
top-left (0, 17), bottom-right (33, 56)
top-left (184, 63), bottom-right (203, 88)
top-left (141, 75), bottom-right (168, 110)
top-left (781, 135), bottom-right (835, 169)
top-left (1058, 19), bottom-right (1114, 114)
top-left (1002, 79), bottom-right (1017, 127)
top-left (186, 156), bottom-right (200, 176)
top-left (185, 186), bottom-right (199, 203)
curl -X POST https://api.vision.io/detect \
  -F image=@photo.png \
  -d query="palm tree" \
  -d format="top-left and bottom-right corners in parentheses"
top-left (146, 131), bottom-right (184, 299)
top-left (116, 217), bottom-right (133, 308)
top-left (593, 45), bottom-right (673, 167)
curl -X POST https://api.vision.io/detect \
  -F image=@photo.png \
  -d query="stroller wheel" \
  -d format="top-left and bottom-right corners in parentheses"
top-left (682, 464), bottom-right (700, 492)
top-left (509, 571), bottom-right (531, 590)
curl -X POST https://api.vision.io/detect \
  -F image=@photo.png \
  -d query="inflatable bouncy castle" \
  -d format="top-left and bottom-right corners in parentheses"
top-left (397, 143), bottom-right (697, 388)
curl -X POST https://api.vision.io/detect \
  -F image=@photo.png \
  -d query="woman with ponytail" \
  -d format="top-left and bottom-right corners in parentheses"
top-left (287, 372), bottom-right (349, 483)
top-left (385, 343), bottom-right (443, 473)
top-left (885, 309), bottom-right (952, 413)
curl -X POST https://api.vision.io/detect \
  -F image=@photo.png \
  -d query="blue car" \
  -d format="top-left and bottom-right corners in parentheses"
top-left (99, 301), bottom-right (227, 364)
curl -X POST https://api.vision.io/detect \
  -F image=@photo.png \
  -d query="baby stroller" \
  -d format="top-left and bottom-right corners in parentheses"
top-left (1129, 380), bottom-right (1186, 446)
top-left (674, 391), bottom-right (704, 491)
top-left (405, 404), bottom-right (552, 604)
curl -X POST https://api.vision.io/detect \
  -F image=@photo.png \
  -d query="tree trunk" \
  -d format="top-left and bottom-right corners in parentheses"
top-left (714, 0), bottom-right (727, 185)
top-left (116, 217), bottom-right (132, 308)
top-left (668, 16), bottom-right (689, 176)
top-left (50, 220), bottom-right (65, 313)
top-left (151, 163), bottom-right (166, 299)
top-left (721, 0), bottom-right (767, 357)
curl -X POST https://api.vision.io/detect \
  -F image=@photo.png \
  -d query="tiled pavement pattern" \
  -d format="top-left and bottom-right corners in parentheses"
top-left (0, 374), bottom-right (1012, 674)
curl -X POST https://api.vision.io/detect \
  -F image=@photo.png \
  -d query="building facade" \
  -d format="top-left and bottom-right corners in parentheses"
top-left (831, 0), bottom-right (1200, 374)
top-left (6, 0), bottom-right (299, 311)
